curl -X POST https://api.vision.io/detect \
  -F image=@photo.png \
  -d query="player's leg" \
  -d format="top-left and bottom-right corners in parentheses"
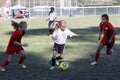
top-left (91, 43), bottom-right (105, 65)
top-left (50, 43), bottom-right (58, 70)
top-left (106, 39), bottom-right (115, 56)
top-left (50, 51), bottom-right (57, 70)
top-left (18, 50), bottom-right (27, 68)
top-left (56, 44), bottom-right (65, 61)
top-left (0, 55), bottom-right (13, 71)
top-left (48, 21), bottom-right (54, 35)
top-left (56, 44), bottom-right (65, 66)
top-left (56, 54), bottom-right (65, 60)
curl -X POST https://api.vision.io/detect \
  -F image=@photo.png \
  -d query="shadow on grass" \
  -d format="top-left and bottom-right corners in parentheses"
top-left (3, 26), bottom-right (120, 43)
top-left (0, 44), bottom-right (120, 80)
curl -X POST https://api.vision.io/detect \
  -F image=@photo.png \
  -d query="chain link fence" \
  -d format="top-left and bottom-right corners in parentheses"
top-left (29, 6), bottom-right (120, 18)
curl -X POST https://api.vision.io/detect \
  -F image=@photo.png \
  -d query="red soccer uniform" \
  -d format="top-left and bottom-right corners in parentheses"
top-left (100, 22), bottom-right (115, 48)
top-left (6, 29), bottom-right (24, 55)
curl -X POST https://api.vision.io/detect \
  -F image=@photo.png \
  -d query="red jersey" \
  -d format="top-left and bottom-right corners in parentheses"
top-left (6, 29), bottom-right (23, 55)
top-left (100, 22), bottom-right (115, 40)
top-left (100, 21), bottom-right (115, 45)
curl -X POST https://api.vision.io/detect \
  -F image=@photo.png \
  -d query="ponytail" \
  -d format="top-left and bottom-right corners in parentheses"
top-left (49, 7), bottom-right (54, 15)
top-left (11, 20), bottom-right (19, 29)
top-left (49, 11), bottom-right (53, 15)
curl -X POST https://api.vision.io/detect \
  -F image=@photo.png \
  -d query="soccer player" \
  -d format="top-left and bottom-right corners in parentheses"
top-left (0, 20), bottom-right (28, 71)
top-left (45, 7), bottom-right (57, 36)
top-left (50, 20), bottom-right (82, 70)
top-left (91, 14), bottom-right (116, 66)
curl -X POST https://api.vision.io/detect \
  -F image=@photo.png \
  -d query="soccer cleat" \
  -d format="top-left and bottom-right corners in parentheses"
top-left (17, 63), bottom-right (27, 69)
top-left (109, 50), bottom-right (113, 55)
top-left (56, 60), bottom-right (60, 66)
top-left (49, 66), bottom-right (55, 70)
top-left (91, 61), bottom-right (98, 66)
top-left (0, 66), bottom-right (5, 72)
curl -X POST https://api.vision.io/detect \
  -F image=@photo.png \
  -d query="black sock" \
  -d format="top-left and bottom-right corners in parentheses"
top-left (56, 56), bottom-right (62, 60)
top-left (52, 57), bottom-right (56, 66)
top-left (51, 29), bottom-right (54, 34)
top-left (49, 30), bottom-right (52, 34)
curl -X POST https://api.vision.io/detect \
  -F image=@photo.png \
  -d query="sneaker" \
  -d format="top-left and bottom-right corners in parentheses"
top-left (50, 66), bottom-right (55, 70)
top-left (109, 49), bottom-right (113, 55)
top-left (18, 63), bottom-right (26, 69)
top-left (56, 60), bottom-right (60, 66)
top-left (0, 66), bottom-right (5, 72)
top-left (91, 61), bottom-right (98, 66)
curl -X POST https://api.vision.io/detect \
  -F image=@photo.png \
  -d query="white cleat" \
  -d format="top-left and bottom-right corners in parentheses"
top-left (91, 61), bottom-right (98, 66)
top-left (50, 66), bottom-right (55, 70)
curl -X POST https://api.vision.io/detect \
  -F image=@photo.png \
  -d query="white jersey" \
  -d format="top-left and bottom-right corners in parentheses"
top-left (49, 12), bottom-right (56, 21)
top-left (52, 28), bottom-right (75, 44)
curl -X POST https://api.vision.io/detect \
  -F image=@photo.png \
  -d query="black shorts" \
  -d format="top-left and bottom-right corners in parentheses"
top-left (48, 21), bottom-right (54, 28)
top-left (53, 43), bottom-right (65, 54)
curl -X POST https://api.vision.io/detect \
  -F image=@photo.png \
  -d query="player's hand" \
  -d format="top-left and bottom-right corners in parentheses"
top-left (78, 34), bottom-right (83, 37)
top-left (98, 37), bottom-right (101, 41)
top-left (22, 43), bottom-right (29, 47)
top-left (109, 39), bottom-right (112, 43)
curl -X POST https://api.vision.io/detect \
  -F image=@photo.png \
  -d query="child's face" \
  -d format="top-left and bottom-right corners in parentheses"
top-left (60, 21), bottom-right (66, 31)
top-left (101, 17), bottom-right (107, 23)
top-left (20, 23), bottom-right (27, 32)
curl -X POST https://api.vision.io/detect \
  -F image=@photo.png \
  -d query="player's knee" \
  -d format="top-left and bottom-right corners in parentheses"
top-left (96, 48), bottom-right (101, 53)
top-left (60, 55), bottom-right (65, 59)
top-left (21, 50), bottom-right (27, 55)
top-left (8, 58), bottom-right (12, 62)
top-left (53, 51), bottom-right (57, 57)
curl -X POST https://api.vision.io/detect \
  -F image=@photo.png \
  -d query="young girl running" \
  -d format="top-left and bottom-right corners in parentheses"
top-left (50, 20), bottom-right (82, 70)
top-left (46, 7), bottom-right (57, 36)
top-left (91, 14), bottom-right (116, 66)
top-left (0, 20), bottom-right (28, 71)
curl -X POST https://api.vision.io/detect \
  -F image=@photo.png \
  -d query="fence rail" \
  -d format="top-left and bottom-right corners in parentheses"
top-left (29, 6), bottom-right (120, 17)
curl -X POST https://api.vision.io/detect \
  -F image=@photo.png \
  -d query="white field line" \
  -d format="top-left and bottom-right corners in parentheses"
top-left (0, 42), bottom-right (120, 46)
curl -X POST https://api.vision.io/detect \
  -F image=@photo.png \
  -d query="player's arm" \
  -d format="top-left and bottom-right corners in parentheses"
top-left (53, 17), bottom-right (57, 21)
top-left (45, 18), bottom-right (49, 22)
top-left (98, 29), bottom-right (102, 40)
top-left (73, 33), bottom-right (82, 37)
top-left (14, 41), bottom-right (28, 47)
top-left (52, 30), bottom-right (57, 40)
top-left (109, 24), bottom-right (116, 43)
top-left (53, 13), bottom-right (57, 21)
top-left (98, 22), bottom-right (103, 40)
top-left (68, 29), bottom-right (82, 37)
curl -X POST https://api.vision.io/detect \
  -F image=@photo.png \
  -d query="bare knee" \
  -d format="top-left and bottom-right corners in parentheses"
top-left (96, 44), bottom-right (104, 53)
top-left (19, 50), bottom-right (27, 57)
top-left (8, 55), bottom-right (13, 62)
top-left (60, 54), bottom-right (65, 59)
top-left (53, 51), bottom-right (57, 57)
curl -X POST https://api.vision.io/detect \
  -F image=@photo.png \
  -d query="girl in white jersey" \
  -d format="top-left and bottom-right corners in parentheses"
top-left (46, 7), bottom-right (57, 35)
top-left (50, 20), bottom-right (82, 70)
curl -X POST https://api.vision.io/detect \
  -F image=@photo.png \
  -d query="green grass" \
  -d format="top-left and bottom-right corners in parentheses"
top-left (0, 16), bottom-right (120, 80)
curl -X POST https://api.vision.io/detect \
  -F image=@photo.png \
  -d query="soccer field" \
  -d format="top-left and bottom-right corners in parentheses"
top-left (0, 16), bottom-right (120, 80)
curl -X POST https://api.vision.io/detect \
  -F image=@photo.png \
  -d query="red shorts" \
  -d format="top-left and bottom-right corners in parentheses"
top-left (100, 38), bottom-right (115, 49)
top-left (6, 46), bottom-right (23, 55)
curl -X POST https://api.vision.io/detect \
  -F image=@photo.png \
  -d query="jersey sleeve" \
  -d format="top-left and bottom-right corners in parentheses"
top-left (54, 12), bottom-right (56, 18)
top-left (67, 29), bottom-right (75, 37)
top-left (108, 22), bottom-right (114, 30)
top-left (52, 30), bottom-right (57, 38)
top-left (12, 31), bottom-right (19, 42)
top-left (99, 22), bottom-right (103, 32)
